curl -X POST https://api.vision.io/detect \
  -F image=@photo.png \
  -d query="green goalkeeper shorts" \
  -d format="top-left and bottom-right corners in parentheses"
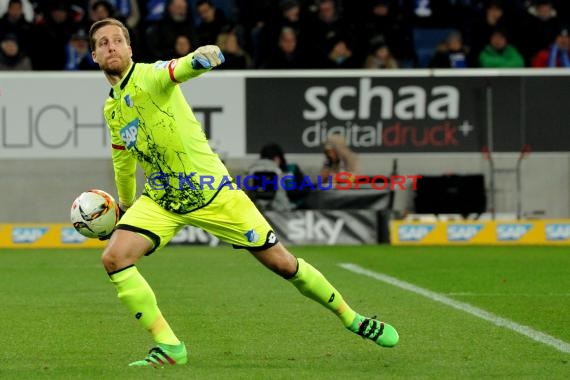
top-left (116, 188), bottom-right (278, 254)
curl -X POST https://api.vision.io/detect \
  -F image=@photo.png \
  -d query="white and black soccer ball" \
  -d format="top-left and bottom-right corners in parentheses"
top-left (70, 189), bottom-right (120, 239)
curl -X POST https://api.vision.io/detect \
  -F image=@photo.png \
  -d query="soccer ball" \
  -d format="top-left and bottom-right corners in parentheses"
top-left (70, 189), bottom-right (120, 239)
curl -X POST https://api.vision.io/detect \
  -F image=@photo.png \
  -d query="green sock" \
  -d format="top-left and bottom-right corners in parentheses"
top-left (110, 266), bottom-right (180, 345)
top-left (288, 258), bottom-right (356, 327)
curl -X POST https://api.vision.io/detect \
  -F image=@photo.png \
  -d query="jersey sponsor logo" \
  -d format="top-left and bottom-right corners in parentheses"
top-left (397, 224), bottom-right (434, 241)
top-left (496, 224), bottom-right (532, 241)
top-left (447, 224), bottom-right (483, 241)
top-left (245, 229), bottom-right (260, 243)
top-left (60, 227), bottom-right (87, 243)
top-left (120, 118), bottom-right (139, 149)
top-left (545, 223), bottom-right (570, 241)
top-left (12, 227), bottom-right (48, 243)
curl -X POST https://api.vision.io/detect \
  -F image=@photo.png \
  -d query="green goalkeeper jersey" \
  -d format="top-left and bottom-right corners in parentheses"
top-left (104, 56), bottom-right (230, 214)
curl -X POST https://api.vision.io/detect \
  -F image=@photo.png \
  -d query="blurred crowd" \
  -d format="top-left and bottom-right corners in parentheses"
top-left (1, 0), bottom-right (569, 71)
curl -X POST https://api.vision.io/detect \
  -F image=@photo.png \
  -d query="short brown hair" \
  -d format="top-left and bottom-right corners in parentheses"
top-left (89, 18), bottom-right (130, 51)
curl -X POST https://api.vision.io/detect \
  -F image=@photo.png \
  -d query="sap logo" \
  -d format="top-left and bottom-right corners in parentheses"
top-left (61, 228), bottom-right (87, 243)
top-left (288, 211), bottom-right (344, 245)
top-left (170, 226), bottom-right (219, 246)
top-left (447, 224), bottom-right (483, 241)
top-left (397, 224), bottom-right (434, 241)
top-left (546, 224), bottom-right (570, 241)
top-left (120, 118), bottom-right (139, 148)
top-left (496, 224), bottom-right (532, 241)
top-left (12, 227), bottom-right (48, 243)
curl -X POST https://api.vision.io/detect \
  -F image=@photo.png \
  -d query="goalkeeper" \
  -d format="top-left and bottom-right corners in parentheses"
top-left (89, 18), bottom-right (398, 367)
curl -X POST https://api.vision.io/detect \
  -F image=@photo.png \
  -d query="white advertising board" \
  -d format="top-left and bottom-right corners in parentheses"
top-left (0, 72), bottom-right (245, 158)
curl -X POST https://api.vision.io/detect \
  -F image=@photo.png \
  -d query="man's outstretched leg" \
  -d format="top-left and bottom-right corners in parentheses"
top-left (250, 243), bottom-right (399, 347)
top-left (102, 230), bottom-right (188, 366)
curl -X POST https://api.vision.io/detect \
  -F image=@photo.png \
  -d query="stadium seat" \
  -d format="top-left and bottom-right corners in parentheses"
top-left (413, 28), bottom-right (453, 68)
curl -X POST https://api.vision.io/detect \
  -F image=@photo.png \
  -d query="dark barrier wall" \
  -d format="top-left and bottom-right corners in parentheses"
top-left (246, 75), bottom-right (570, 153)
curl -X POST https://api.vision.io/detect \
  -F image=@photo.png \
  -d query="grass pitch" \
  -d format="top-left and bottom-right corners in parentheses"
top-left (1, 245), bottom-right (569, 379)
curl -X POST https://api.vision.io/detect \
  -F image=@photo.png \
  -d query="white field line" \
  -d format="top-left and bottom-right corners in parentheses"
top-left (446, 292), bottom-right (570, 297)
top-left (339, 263), bottom-right (570, 354)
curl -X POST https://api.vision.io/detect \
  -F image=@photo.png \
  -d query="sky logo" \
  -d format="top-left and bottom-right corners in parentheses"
top-left (12, 227), bottom-right (48, 243)
top-left (398, 225), bottom-right (434, 241)
top-left (447, 224), bottom-right (484, 241)
top-left (496, 224), bottom-right (532, 241)
top-left (545, 224), bottom-right (570, 241)
top-left (170, 226), bottom-right (219, 246)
